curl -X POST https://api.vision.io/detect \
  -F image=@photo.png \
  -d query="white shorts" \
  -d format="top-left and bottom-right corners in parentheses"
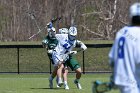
top-left (118, 85), bottom-right (140, 93)
top-left (52, 52), bottom-right (69, 66)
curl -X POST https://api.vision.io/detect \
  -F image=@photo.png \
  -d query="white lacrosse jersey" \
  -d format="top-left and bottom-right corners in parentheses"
top-left (109, 26), bottom-right (140, 87)
top-left (52, 34), bottom-right (86, 65)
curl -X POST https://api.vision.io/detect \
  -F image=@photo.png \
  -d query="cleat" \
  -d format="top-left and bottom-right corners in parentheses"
top-left (74, 80), bottom-right (82, 89)
top-left (58, 80), bottom-right (63, 87)
top-left (64, 84), bottom-right (69, 90)
top-left (56, 84), bottom-right (60, 88)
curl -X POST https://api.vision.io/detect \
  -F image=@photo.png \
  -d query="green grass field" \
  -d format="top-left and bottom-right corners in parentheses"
top-left (0, 74), bottom-right (119, 93)
top-left (0, 41), bottom-right (118, 93)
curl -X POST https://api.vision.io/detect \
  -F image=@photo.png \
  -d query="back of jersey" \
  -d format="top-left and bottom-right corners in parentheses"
top-left (109, 26), bottom-right (140, 86)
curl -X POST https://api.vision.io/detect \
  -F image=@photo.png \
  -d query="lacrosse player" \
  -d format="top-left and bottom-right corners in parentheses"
top-left (42, 27), bottom-right (58, 64)
top-left (42, 25), bottom-right (69, 89)
top-left (49, 26), bottom-right (87, 89)
top-left (42, 22), bottom-right (59, 89)
top-left (108, 2), bottom-right (140, 93)
top-left (56, 28), bottom-right (70, 89)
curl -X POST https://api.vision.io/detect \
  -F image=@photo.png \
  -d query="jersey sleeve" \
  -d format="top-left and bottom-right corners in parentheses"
top-left (76, 40), bottom-right (87, 50)
top-left (108, 33), bottom-right (119, 67)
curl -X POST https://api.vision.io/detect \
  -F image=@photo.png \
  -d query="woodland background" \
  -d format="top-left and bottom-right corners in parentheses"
top-left (0, 0), bottom-right (137, 41)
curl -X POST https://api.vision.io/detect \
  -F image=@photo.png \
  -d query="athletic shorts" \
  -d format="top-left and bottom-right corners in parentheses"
top-left (65, 56), bottom-right (80, 71)
top-left (52, 51), bottom-right (69, 66)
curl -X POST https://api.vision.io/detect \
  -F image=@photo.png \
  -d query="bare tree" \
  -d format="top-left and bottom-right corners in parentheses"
top-left (0, 0), bottom-right (137, 41)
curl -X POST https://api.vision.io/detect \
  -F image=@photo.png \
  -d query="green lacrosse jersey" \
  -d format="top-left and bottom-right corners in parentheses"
top-left (43, 35), bottom-right (58, 50)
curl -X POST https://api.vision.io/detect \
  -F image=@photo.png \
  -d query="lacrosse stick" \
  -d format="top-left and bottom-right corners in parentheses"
top-left (69, 49), bottom-right (84, 55)
top-left (27, 12), bottom-right (61, 39)
top-left (27, 12), bottom-right (42, 39)
top-left (92, 80), bottom-right (113, 93)
top-left (92, 74), bottom-right (116, 93)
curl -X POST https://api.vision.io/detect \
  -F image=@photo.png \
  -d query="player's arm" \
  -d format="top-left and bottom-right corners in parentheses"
top-left (108, 46), bottom-right (115, 68)
top-left (76, 40), bottom-right (87, 51)
top-left (108, 33), bottom-right (119, 68)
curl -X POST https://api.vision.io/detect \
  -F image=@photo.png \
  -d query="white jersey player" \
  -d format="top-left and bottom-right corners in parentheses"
top-left (48, 26), bottom-right (87, 89)
top-left (56, 27), bottom-right (69, 89)
top-left (53, 27), bottom-right (87, 66)
top-left (109, 3), bottom-right (140, 93)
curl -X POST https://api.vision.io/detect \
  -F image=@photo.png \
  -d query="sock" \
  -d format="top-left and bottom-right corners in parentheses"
top-left (64, 81), bottom-right (68, 85)
top-left (58, 77), bottom-right (62, 83)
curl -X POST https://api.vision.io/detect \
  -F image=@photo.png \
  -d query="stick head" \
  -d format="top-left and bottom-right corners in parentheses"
top-left (51, 17), bottom-right (62, 23)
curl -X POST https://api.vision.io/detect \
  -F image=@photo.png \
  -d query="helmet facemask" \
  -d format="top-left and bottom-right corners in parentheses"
top-left (48, 27), bottom-right (56, 39)
top-left (68, 35), bottom-right (76, 41)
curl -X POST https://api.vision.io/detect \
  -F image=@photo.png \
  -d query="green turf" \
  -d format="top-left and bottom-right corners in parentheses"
top-left (0, 74), bottom-right (119, 93)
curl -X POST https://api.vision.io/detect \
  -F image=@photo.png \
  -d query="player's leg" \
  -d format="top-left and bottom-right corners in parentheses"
top-left (49, 53), bottom-right (64, 88)
top-left (67, 56), bottom-right (82, 89)
top-left (74, 67), bottom-right (82, 89)
top-left (48, 54), bottom-right (57, 88)
top-left (57, 62), bottom-right (64, 87)
top-left (56, 76), bottom-right (59, 88)
top-left (49, 65), bottom-right (58, 89)
top-left (62, 66), bottom-right (69, 89)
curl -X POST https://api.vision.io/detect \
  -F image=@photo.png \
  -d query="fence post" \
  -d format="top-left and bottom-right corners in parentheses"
top-left (83, 51), bottom-right (85, 74)
top-left (17, 47), bottom-right (20, 74)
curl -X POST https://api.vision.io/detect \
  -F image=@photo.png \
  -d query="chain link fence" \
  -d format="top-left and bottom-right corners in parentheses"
top-left (0, 44), bottom-right (112, 74)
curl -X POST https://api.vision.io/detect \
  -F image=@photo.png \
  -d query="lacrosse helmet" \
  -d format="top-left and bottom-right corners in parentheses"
top-left (130, 3), bottom-right (140, 18)
top-left (59, 28), bottom-right (69, 34)
top-left (48, 27), bottom-right (56, 39)
top-left (68, 26), bottom-right (77, 41)
top-left (129, 3), bottom-right (140, 25)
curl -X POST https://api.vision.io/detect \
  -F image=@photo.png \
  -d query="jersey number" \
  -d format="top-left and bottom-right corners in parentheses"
top-left (63, 43), bottom-right (71, 49)
top-left (118, 37), bottom-right (125, 58)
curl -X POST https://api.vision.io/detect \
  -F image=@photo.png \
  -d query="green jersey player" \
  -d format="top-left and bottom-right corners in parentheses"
top-left (42, 27), bottom-right (58, 65)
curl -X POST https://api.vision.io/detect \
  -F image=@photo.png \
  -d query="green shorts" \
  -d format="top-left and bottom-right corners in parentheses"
top-left (65, 56), bottom-right (80, 71)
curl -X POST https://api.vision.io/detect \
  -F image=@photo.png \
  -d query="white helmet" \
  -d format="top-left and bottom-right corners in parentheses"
top-left (59, 28), bottom-right (69, 34)
top-left (68, 26), bottom-right (77, 36)
top-left (68, 26), bottom-right (77, 41)
top-left (130, 3), bottom-right (140, 18)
